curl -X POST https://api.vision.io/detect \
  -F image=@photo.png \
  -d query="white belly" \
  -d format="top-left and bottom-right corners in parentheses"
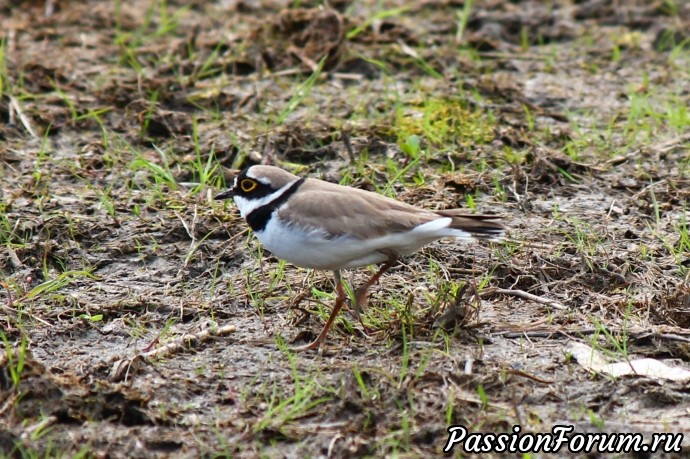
top-left (254, 216), bottom-right (452, 270)
top-left (254, 217), bottom-right (383, 269)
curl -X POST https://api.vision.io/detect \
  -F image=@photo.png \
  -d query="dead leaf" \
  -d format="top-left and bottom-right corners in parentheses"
top-left (569, 342), bottom-right (690, 382)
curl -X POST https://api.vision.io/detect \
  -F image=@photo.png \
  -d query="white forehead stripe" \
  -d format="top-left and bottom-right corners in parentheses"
top-left (245, 166), bottom-right (273, 186)
top-left (245, 167), bottom-right (259, 179)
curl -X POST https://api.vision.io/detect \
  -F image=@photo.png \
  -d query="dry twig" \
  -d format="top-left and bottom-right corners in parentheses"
top-left (111, 322), bottom-right (237, 381)
top-left (141, 322), bottom-right (237, 360)
top-left (492, 328), bottom-right (690, 344)
top-left (9, 96), bottom-right (39, 139)
top-left (481, 287), bottom-right (567, 310)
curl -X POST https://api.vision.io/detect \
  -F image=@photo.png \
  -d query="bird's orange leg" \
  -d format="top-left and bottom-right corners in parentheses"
top-left (353, 257), bottom-right (397, 315)
top-left (292, 270), bottom-right (347, 351)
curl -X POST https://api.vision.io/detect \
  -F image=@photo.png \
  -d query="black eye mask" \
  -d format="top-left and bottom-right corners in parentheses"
top-left (214, 167), bottom-right (279, 201)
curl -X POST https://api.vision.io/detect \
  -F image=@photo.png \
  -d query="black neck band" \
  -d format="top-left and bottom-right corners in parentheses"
top-left (246, 178), bottom-right (306, 232)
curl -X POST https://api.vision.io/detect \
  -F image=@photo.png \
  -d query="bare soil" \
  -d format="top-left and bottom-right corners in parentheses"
top-left (1, 0), bottom-right (689, 458)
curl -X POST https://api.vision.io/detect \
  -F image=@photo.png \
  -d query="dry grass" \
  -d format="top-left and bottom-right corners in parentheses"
top-left (1, 0), bottom-right (689, 457)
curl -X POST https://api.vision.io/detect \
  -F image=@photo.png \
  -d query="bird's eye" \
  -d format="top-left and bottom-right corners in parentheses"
top-left (240, 179), bottom-right (257, 192)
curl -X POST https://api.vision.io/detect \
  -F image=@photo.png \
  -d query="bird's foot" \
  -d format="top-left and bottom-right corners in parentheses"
top-left (291, 337), bottom-right (325, 352)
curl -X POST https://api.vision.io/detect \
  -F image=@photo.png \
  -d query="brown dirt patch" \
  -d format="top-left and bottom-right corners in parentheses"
top-left (1, 0), bottom-right (689, 457)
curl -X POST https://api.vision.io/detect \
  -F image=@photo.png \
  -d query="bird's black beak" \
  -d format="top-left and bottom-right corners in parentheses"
top-left (214, 189), bottom-right (234, 200)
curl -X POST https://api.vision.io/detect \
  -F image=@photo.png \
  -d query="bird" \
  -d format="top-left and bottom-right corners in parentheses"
top-left (214, 165), bottom-right (504, 351)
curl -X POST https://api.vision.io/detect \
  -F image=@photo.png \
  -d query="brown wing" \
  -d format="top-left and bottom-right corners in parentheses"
top-left (277, 179), bottom-right (439, 239)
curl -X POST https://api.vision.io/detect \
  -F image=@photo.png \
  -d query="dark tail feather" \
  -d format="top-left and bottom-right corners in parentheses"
top-left (437, 211), bottom-right (505, 240)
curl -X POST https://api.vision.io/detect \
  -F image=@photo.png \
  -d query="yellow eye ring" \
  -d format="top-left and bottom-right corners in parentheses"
top-left (240, 179), bottom-right (257, 193)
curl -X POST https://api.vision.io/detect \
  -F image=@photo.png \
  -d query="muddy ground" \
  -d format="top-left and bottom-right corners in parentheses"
top-left (1, 0), bottom-right (690, 457)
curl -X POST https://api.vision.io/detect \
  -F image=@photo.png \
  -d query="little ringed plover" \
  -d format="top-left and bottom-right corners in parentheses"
top-left (215, 165), bottom-right (504, 351)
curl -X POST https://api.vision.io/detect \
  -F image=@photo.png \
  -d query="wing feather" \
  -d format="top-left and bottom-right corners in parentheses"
top-left (276, 178), bottom-right (504, 240)
top-left (276, 179), bottom-right (437, 239)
